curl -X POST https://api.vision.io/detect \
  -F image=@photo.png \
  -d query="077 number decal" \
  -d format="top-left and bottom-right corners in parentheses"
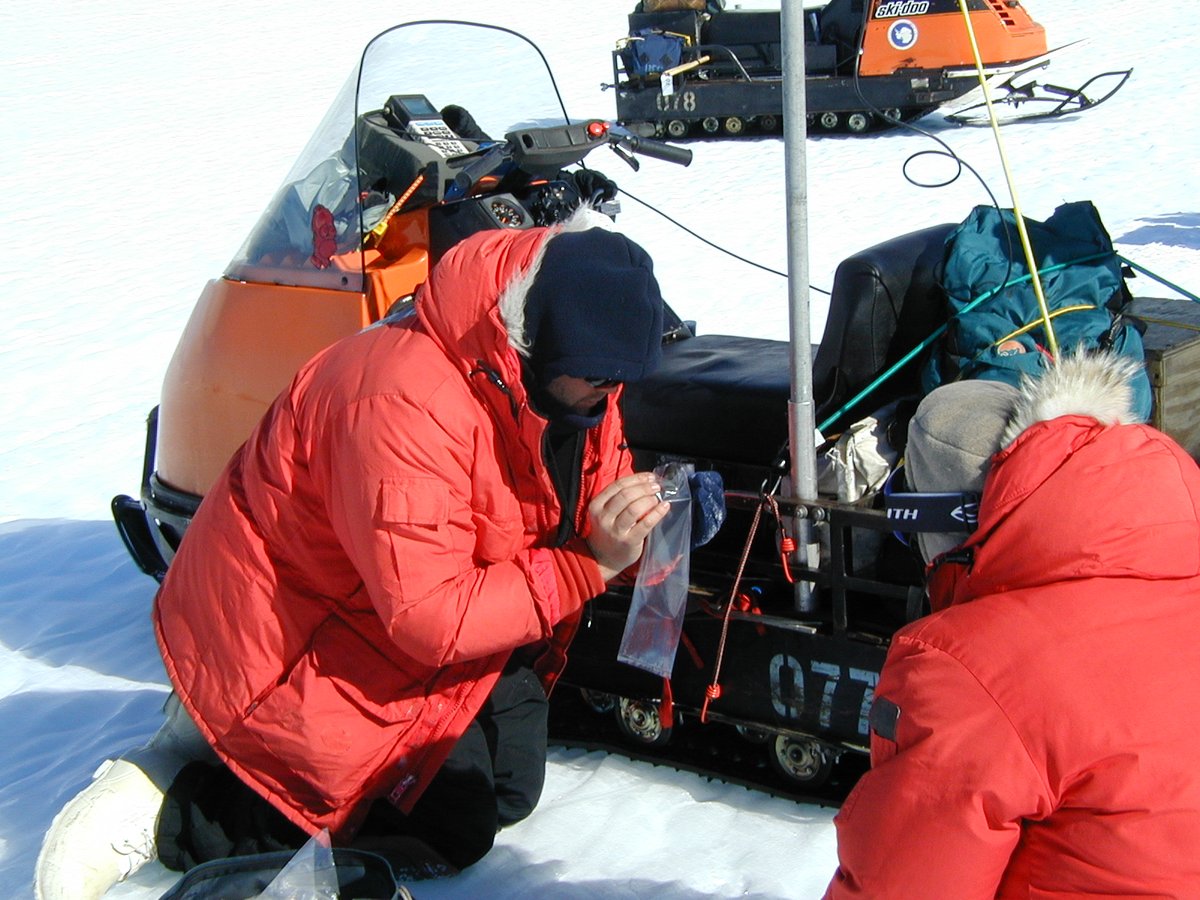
top-left (769, 653), bottom-right (879, 736)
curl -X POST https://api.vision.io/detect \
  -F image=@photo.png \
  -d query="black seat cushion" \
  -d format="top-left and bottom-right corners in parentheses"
top-left (812, 223), bottom-right (954, 433)
top-left (622, 333), bottom-right (794, 467)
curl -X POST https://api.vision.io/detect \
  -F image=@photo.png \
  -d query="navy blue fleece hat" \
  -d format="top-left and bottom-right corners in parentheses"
top-left (524, 228), bottom-right (664, 384)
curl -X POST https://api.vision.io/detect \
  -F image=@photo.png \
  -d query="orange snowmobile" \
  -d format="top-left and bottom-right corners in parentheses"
top-left (613, 0), bottom-right (1128, 136)
top-left (112, 21), bottom-right (693, 580)
top-left (113, 18), bottom-right (900, 793)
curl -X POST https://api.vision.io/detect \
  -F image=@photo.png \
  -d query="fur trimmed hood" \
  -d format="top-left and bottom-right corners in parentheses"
top-left (1000, 350), bottom-right (1146, 449)
top-left (415, 207), bottom-right (623, 398)
top-left (930, 351), bottom-right (1200, 608)
top-left (416, 206), bottom-right (662, 397)
top-left (498, 206), bottom-right (617, 355)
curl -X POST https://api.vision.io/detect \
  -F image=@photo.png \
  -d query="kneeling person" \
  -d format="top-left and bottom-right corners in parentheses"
top-left (37, 213), bottom-right (671, 898)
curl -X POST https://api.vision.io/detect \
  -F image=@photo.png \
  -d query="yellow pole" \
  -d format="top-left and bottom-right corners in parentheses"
top-left (955, 0), bottom-right (1059, 359)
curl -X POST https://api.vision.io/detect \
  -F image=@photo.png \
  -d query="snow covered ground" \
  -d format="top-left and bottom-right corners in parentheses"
top-left (1, 1), bottom-right (1198, 897)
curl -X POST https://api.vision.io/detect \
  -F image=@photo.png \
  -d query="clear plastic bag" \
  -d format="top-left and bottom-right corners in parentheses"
top-left (617, 462), bottom-right (693, 678)
top-left (256, 829), bottom-right (339, 900)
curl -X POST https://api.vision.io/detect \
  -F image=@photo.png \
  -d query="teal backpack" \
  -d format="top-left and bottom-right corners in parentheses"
top-left (922, 201), bottom-right (1152, 421)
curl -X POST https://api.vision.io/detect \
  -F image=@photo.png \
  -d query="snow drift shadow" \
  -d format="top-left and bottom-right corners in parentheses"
top-left (0, 690), bottom-right (168, 895)
top-left (0, 519), bottom-right (164, 681)
top-left (0, 519), bottom-right (168, 894)
top-left (1116, 212), bottom-right (1200, 250)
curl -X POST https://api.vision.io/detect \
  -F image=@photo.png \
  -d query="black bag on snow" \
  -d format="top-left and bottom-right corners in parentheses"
top-left (158, 847), bottom-right (408, 900)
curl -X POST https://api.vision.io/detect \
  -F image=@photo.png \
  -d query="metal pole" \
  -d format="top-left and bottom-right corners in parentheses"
top-left (781, 0), bottom-right (819, 614)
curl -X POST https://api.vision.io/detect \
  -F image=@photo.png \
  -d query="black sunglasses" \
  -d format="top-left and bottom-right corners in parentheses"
top-left (583, 376), bottom-right (621, 388)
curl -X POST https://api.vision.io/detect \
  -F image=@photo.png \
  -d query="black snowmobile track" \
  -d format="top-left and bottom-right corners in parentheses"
top-left (547, 689), bottom-right (865, 809)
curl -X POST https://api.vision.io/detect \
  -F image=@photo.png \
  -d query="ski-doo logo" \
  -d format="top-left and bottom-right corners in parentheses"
top-left (875, 0), bottom-right (931, 17)
top-left (887, 19), bottom-right (920, 51)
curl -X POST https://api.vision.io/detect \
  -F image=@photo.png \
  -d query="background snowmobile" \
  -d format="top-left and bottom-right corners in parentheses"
top-left (110, 17), bottom-right (1194, 804)
top-left (611, 0), bottom-right (1127, 137)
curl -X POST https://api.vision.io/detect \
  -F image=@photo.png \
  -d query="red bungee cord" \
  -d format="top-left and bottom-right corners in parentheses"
top-left (700, 497), bottom-right (766, 723)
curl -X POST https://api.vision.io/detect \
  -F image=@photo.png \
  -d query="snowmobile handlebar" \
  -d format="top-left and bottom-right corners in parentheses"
top-left (448, 120), bottom-right (690, 201)
top-left (504, 120), bottom-right (692, 176)
top-left (607, 125), bottom-right (693, 167)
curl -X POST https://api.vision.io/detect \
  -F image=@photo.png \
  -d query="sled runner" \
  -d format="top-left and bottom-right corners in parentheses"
top-left (943, 62), bottom-right (1133, 126)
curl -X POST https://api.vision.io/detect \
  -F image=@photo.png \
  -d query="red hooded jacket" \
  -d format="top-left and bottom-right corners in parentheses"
top-left (154, 221), bottom-right (632, 838)
top-left (828, 355), bottom-right (1200, 897)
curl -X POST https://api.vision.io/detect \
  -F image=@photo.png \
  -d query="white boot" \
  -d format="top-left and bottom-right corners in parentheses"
top-left (34, 758), bottom-right (165, 900)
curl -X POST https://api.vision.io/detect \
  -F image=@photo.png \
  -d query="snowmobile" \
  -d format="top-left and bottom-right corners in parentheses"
top-left (111, 20), bottom-right (692, 581)
top-left (110, 17), bottom-right (1188, 805)
top-left (110, 17), bottom-right (906, 795)
top-left (611, 0), bottom-right (1129, 136)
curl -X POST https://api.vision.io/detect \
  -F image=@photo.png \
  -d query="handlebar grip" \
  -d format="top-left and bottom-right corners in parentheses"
top-left (448, 143), bottom-right (510, 200)
top-left (620, 134), bottom-right (693, 166)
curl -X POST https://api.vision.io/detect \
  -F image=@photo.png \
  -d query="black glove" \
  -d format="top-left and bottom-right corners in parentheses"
top-left (570, 168), bottom-right (619, 204)
top-left (689, 470), bottom-right (726, 549)
top-left (528, 169), bottom-right (620, 227)
top-left (439, 104), bottom-right (492, 142)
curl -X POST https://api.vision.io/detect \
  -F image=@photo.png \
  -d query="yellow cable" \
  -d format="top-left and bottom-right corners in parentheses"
top-left (956, 0), bottom-right (1059, 360)
top-left (993, 304), bottom-right (1093, 346)
top-left (365, 173), bottom-right (426, 248)
top-left (1136, 314), bottom-right (1200, 334)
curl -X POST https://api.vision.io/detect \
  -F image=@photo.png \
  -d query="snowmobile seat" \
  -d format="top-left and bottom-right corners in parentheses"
top-left (813, 222), bottom-right (956, 434)
top-left (624, 222), bottom-right (953, 480)
top-left (622, 332), bottom-right (794, 476)
top-left (702, 10), bottom-right (782, 75)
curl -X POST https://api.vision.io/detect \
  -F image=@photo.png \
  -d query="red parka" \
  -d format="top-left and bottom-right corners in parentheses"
top-left (828, 361), bottom-right (1200, 896)
top-left (154, 222), bottom-right (631, 839)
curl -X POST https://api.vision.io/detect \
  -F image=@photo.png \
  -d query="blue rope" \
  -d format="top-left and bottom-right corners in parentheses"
top-left (1117, 255), bottom-right (1200, 304)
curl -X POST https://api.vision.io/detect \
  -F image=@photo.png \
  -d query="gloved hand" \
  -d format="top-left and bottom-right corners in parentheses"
top-left (439, 104), bottom-right (492, 142)
top-left (570, 168), bottom-right (619, 204)
top-left (689, 470), bottom-right (726, 548)
top-left (528, 169), bottom-right (620, 226)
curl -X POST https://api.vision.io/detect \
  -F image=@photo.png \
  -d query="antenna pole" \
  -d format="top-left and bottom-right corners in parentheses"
top-left (782, 1), bottom-right (818, 613)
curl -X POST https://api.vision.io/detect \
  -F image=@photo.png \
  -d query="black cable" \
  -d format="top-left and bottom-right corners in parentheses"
top-left (616, 186), bottom-right (833, 296)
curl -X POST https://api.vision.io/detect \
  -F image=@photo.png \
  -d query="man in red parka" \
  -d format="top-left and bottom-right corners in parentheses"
top-left (826, 351), bottom-right (1200, 897)
top-left (37, 211), bottom-right (673, 898)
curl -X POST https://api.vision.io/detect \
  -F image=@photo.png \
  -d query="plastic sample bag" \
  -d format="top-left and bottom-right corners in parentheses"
top-left (158, 831), bottom-right (406, 899)
top-left (258, 829), bottom-right (338, 899)
top-left (617, 462), bottom-right (693, 677)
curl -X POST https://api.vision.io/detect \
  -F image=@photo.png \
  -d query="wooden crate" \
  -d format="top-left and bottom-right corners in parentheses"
top-left (1130, 297), bottom-right (1200, 457)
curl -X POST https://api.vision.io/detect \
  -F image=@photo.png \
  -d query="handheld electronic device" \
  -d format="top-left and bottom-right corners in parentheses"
top-left (383, 94), bottom-right (471, 158)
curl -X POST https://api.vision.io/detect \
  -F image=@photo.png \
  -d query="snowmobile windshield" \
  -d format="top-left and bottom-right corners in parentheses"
top-left (226, 20), bottom-right (570, 292)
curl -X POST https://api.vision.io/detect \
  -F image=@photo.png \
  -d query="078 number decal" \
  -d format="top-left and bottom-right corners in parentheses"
top-left (655, 90), bottom-right (697, 113)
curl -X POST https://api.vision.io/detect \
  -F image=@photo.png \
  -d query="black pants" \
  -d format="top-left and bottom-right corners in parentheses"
top-left (158, 662), bottom-right (549, 874)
